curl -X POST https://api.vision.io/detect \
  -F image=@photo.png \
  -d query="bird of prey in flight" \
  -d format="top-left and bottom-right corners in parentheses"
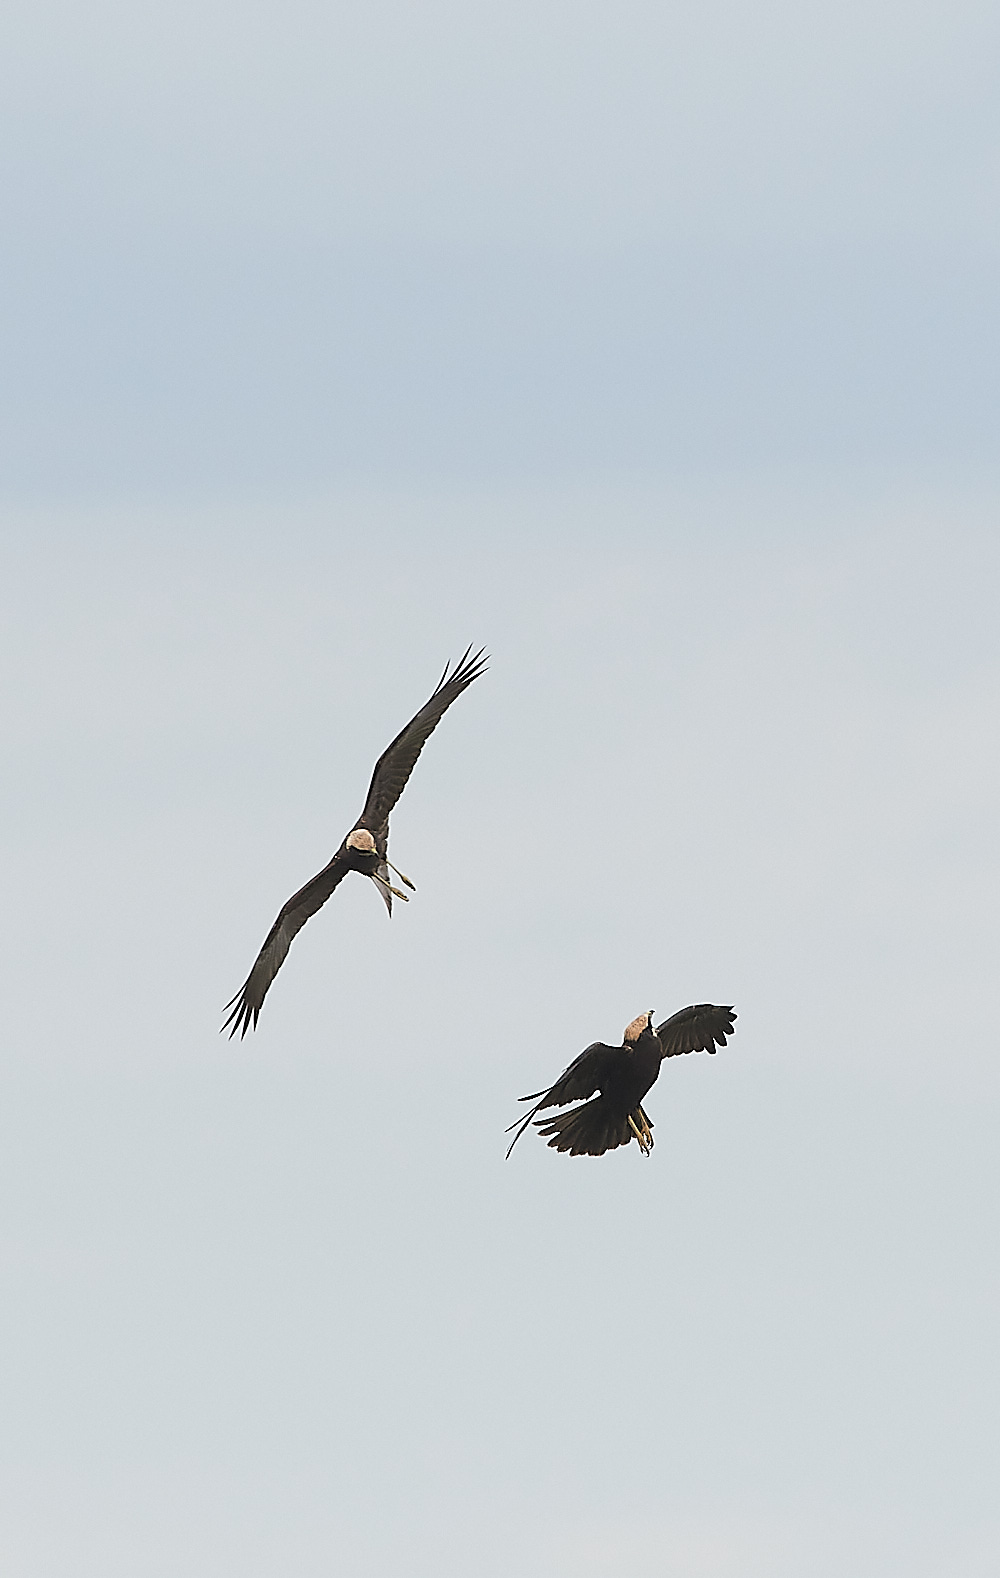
top-left (223, 647), bottom-right (487, 1038)
top-left (505, 1003), bottom-right (736, 1158)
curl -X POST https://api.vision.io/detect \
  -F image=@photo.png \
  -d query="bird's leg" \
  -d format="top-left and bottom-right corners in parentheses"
top-left (628, 1112), bottom-right (653, 1157)
top-left (386, 860), bottom-right (416, 891)
top-left (627, 1114), bottom-right (650, 1155)
top-left (372, 871), bottom-right (409, 901)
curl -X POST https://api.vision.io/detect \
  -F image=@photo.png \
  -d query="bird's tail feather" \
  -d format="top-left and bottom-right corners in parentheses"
top-left (534, 1097), bottom-right (651, 1157)
top-left (371, 866), bottom-right (393, 916)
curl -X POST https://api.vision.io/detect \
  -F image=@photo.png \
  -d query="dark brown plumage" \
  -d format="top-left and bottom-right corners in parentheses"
top-left (505, 1003), bottom-right (736, 1158)
top-left (223, 647), bottom-right (487, 1037)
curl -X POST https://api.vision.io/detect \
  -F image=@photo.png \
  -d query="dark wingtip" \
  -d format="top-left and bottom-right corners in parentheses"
top-left (435, 645), bottom-right (489, 696)
top-left (221, 990), bottom-right (256, 1040)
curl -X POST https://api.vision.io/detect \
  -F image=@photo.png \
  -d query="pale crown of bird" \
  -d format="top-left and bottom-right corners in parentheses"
top-left (346, 828), bottom-right (377, 853)
top-left (623, 1010), bottom-right (654, 1043)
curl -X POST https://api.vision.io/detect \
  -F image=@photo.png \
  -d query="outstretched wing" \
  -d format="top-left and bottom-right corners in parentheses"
top-left (654, 1003), bottom-right (736, 1058)
top-left (357, 646), bottom-right (488, 832)
top-left (526, 1041), bottom-right (626, 1108)
top-left (222, 851), bottom-right (351, 1038)
top-left (505, 1041), bottom-right (625, 1158)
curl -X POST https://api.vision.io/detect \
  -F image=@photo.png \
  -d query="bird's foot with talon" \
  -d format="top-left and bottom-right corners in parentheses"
top-left (628, 1113), bottom-right (654, 1156)
top-left (373, 872), bottom-right (410, 901)
top-left (387, 860), bottom-right (416, 890)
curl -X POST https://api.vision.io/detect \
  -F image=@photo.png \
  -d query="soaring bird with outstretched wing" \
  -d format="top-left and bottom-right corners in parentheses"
top-left (223, 646), bottom-right (487, 1037)
top-left (506, 1002), bottom-right (736, 1158)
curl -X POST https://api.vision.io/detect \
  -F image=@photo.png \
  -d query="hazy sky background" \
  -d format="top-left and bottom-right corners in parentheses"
top-left (1, 3), bottom-right (998, 1575)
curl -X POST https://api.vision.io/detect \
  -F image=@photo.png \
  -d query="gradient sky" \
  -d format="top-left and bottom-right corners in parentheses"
top-left (1, 3), bottom-right (998, 1575)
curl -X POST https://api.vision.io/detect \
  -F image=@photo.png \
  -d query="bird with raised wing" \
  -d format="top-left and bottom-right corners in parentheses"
top-left (223, 647), bottom-right (487, 1037)
top-left (505, 1003), bottom-right (736, 1158)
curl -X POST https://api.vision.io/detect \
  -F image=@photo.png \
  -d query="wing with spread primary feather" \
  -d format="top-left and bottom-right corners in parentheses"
top-left (358, 647), bottom-right (487, 831)
top-left (222, 851), bottom-right (350, 1038)
top-left (654, 1003), bottom-right (736, 1058)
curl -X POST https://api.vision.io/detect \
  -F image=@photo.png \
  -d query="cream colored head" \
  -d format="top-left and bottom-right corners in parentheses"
top-left (346, 828), bottom-right (377, 854)
top-left (624, 1010), bottom-right (655, 1043)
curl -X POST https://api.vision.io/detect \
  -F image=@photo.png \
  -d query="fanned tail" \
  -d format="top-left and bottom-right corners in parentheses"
top-left (534, 1097), bottom-right (653, 1157)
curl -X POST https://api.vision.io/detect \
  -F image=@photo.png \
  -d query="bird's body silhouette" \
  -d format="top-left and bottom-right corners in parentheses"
top-left (506, 1003), bottom-right (736, 1158)
top-left (223, 647), bottom-right (487, 1037)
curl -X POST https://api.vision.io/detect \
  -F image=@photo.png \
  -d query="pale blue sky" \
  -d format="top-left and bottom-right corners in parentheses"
top-left (1, 0), bottom-right (999, 493)
top-left (1, 4), bottom-right (998, 1575)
